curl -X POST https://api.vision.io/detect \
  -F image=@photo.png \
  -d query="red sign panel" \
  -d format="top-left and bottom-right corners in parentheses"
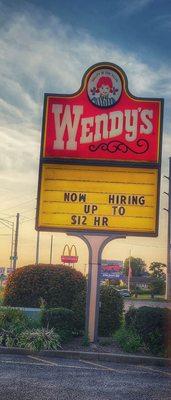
top-left (102, 265), bottom-right (122, 272)
top-left (61, 255), bottom-right (78, 263)
top-left (42, 63), bottom-right (163, 164)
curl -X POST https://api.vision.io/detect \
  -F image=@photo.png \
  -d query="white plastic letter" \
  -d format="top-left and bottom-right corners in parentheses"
top-left (80, 117), bottom-right (94, 144)
top-left (140, 109), bottom-right (153, 134)
top-left (94, 113), bottom-right (108, 141)
top-left (125, 110), bottom-right (138, 141)
top-left (52, 104), bottom-right (83, 150)
top-left (109, 111), bottom-right (123, 137)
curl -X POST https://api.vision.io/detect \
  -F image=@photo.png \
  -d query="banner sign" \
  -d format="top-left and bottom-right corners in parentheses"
top-left (37, 164), bottom-right (158, 235)
top-left (42, 63), bottom-right (163, 164)
top-left (36, 62), bottom-right (163, 236)
top-left (101, 260), bottom-right (123, 279)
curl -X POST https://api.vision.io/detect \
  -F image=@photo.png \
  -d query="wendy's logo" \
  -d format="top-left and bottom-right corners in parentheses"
top-left (87, 67), bottom-right (122, 108)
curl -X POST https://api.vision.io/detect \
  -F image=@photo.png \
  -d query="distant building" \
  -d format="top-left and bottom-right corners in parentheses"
top-left (123, 275), bottom-right (152, 289)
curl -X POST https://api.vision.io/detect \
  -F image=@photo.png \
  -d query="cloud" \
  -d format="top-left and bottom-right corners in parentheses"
top-left (0, 6), bottom-right (170, 182)
top-left (152, 14), bottom-right (171, 31)
top-left (116, 0), bottom-right (154, 17)
top-left (0, 4), bottom-right (170, 267)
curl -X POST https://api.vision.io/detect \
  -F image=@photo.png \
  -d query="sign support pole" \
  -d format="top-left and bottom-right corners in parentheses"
top-left (69, 233), bottom-right (126, 343)
top-left (85, 235), bottom-right (108, 343)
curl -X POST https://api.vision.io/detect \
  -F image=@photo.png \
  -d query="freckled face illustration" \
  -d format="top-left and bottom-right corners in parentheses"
top-left (97, 77), bottom-right (113, 97)
top-left (99, 84), bottom-right (111, 97)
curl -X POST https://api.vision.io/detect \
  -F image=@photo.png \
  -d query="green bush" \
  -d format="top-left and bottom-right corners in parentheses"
top-left (71, 288), bottom-right (86, 333)
top-left (0, 307), bottom-right (30, 333)
top-left (125, 306), bottom-right (170, 355)
top-left (0, 307), bottom-right (30, 347)
top-left (41, 307), bottom-right (75, 342)
top-left (18, 328), bottom-right (61, 351)
top-left (114, 326), bottom-right (143, 353)
top-left (98, 285), bottom-right (124, 336)
top-left (0, 287), bottom-right (4, 305)
top-left (3, 265), bottom-right (86, 327)
top-left (125, 307), bottom-right (138, 331)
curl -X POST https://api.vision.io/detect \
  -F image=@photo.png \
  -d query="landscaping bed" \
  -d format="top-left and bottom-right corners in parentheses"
top-left (61, 335), bottom-right (148, 356)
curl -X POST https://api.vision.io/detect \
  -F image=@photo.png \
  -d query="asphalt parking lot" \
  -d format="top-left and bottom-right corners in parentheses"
top-left (0, 354), bottom-right (171, 400)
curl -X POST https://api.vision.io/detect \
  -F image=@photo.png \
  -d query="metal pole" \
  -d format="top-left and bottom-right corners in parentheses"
top-left (128, 250), bottom-right (131, 292)
top-left (36, 231), bottom-right (40, 264)
top-left (13, 213), bottom-right (20, 271)
top-left (50, 235), bottom-right (53, 264)
top-left (166, 157), bottom-right (171, 300)
top-left (10, 222), bottom-right (14, 268)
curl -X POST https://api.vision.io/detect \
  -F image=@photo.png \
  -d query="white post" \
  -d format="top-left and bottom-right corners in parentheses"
top-left (85, 235), bottom-right (107, 342)
top-left (50, 235), bottom-right (53, 264)
top-left (36, 231), bottom-right (40, 264)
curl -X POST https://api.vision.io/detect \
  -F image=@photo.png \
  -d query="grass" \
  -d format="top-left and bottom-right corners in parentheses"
top-left (130, 294), bottom-right (166, 301)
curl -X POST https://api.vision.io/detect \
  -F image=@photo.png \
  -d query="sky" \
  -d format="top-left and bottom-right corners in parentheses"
top-left (0, 0), bottom-right (171, 273)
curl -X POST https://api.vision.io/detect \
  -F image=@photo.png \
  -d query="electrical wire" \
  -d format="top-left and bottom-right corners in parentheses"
top-left (0, 199), bottom-right (36, 213)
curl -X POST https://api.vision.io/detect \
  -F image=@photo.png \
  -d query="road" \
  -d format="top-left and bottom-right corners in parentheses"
top-left (0, 354), bottom-right (171, 400)
top-left (124, 299), bottom-right (171, 312)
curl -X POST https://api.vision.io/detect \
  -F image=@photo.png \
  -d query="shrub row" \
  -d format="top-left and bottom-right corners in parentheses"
top-left (0, 307), bottom-right (61, 350)
top-left (99, 285), bottom-right (124, 336)
top-left (4, 264), bottom-right (86, 309)
top-left (125, 306), bottom-right (171, 355)
top-left (3, 265), bottom-right (124, 337)
top-left (42, 307), bottom-right (75, 342)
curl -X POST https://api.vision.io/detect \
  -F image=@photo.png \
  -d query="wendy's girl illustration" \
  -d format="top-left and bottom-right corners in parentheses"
top-left (87, 68), bottom-right (122, 108)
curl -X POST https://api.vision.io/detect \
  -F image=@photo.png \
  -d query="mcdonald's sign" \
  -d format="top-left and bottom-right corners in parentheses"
top-left (61, 244), bottom-right (78, 264)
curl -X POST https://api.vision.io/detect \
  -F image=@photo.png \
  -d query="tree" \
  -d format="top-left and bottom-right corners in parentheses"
top-left (149, 262), bottom-right (166, 298)
top-left (149, 277), bottom-right (165, 297)
top-left (149, 262), bottom-right (166, 280)
top-left (123, 257), bottom-right (146, 277)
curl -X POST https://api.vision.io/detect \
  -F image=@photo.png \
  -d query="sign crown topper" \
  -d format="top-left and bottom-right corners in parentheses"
top-left (42, 62), bottom-right (163, 164)
top-left (87, 67), bottom-right (122, 108)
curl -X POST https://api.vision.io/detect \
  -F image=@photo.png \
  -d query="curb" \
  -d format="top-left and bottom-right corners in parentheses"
top-left (0, 347), bottom-right (171, 367)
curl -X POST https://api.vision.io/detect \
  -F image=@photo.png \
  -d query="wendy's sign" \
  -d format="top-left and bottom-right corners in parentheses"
top-left (42, 63), bottom-right (163, 164)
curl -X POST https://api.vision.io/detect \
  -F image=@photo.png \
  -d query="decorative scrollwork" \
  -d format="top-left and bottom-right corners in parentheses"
top-left (89, 139), bottom-right (149, 154)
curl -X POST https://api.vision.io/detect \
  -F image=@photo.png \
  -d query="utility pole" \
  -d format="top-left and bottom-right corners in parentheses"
top-left (128, 250), bottom-right (132, 292)
top-left (13, 213), bottom-right (20, 271)
top-left (0, 218), bottom-right (14, 266)
top-left (10, 222), bottom-right (14, 268)
top-left (165, 157), bottom-right (171, 300)
top-left (50, 235), bottom-right (53, 264)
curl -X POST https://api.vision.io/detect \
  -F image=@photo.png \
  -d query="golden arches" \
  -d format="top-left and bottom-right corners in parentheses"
top-left (62, 244), bottom-right (78, 257)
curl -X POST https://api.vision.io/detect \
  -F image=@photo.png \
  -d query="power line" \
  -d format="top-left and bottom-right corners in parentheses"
top-left (20, 218), bottom-right (35, 224)
top-left (0, 199), bottom-right (35, 213)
